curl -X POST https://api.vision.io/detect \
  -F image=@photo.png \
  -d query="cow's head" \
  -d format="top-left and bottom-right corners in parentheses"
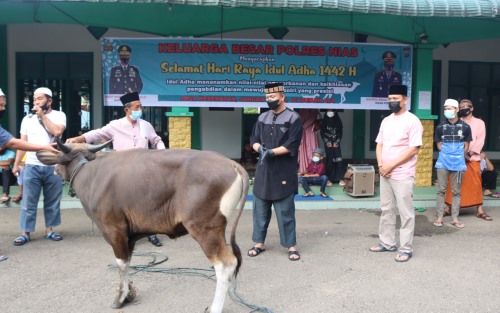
top-left (37, 138), bottom-right (112, 181)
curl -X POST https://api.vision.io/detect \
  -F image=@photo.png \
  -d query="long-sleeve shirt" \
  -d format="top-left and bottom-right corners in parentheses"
top-left (83, 117), bottom-right (165, 151)
top-left (305, 161), bottom-right (326, 176)
top-left (462, 116), bottom-right (485, 162)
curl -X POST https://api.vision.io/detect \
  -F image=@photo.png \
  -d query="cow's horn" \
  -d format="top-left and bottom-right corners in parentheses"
top-left (56, 138), bottom-right (72, 154)
top-left (87, 140), bottom-right (113, 153)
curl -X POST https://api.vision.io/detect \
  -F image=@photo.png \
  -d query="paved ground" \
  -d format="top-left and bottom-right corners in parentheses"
top-left (0, 205), bottom-right (499, 313)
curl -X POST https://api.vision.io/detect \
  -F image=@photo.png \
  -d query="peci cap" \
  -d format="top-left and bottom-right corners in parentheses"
top-left (313, 147), bottom-right (324, 157)
top-left (444, 99), bottom-right (459, 108)
top-left (382, 51), bottom-right (396, 61)
top-left (264, 82), bottom-right (284, 94)
top-left (118, 45), bottom-right (132, 56)
top-left (120, 92), bottom-right (140, 106)
top-left (388, 84), bottom-right (407, 96)
top-left (0, 88), bottom-right (5, 97)
top-left (34, 87), bottom-right (53, 98)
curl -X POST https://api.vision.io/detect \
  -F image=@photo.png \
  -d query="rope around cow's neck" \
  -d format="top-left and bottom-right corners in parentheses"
top-left (68, 158), bottom-right (88, 197)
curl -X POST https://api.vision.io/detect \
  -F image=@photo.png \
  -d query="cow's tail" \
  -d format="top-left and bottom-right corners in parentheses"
top-left (230, 163), bottom-right (249, 278)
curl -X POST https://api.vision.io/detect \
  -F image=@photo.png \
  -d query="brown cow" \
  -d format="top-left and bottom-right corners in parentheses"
top-left (37, 140), bottom-right (249, 313)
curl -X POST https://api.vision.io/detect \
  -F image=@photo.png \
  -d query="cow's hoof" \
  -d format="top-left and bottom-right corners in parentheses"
top-left (125, 284), bottom-right (138, 303)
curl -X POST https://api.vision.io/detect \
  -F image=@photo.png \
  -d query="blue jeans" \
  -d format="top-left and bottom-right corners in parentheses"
top-left (20, 165), bottom-right (63, 232)
top-left (252, 194), bottom-right (296, 248)
top-left (299, 175), bottom-right (328, 193)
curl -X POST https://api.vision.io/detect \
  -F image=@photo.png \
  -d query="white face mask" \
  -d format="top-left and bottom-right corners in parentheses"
top-left (444, 109), bottom-right (456, 119)
top-left (326, 112), bottom-right (334, 118)
top-left (312, 156), bottom-right (320, 163)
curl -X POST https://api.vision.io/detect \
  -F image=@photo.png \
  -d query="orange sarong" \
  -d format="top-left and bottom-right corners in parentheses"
top-left (445, 161), bottom-right (482, 208)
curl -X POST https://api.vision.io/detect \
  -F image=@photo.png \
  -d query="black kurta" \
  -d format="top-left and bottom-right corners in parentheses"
top-left (250, 108), bottom-right (303, 200)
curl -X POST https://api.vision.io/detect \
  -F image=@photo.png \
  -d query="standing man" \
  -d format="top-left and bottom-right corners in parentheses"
top-left (247, 82), bottom-right (303, 261)
top-left (433, 99), bottom-right (472, 229)
top-left (369, 84), bottom-right (423, 263)
top-left (109, 45), bottom-right (143, 94)
top-left (12, 87), bottom-right (67, 246)
top-left (0, 88), bottom-right (59, 260)
top-left (66, 92), bottom-right (165, 246)
top-left (444, 99), bottom-right (491, 220)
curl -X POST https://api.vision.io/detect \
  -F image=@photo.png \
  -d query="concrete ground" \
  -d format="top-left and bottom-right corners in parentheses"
top-left (1, 203), bottom-right (499, 313)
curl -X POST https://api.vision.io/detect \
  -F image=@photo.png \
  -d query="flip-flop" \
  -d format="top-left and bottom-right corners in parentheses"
top-left (489, 193), bottom-right (500, 199)
top-left (288, 250), bottom-right (301, 261)
top-left (395, 252), bottom-right (412, 262)
top-left (319, 193), bottom-right (329, 198)
top-left (433, 221), bottom-right (443, 227)
top-left (369, 243), bottom-right (397, 252)
top-left (13, 235), bottom-right (30, 246)
top-left (450, 222), bottom-right (465, 229)
top-left (302, 193), bottom-right (314, 197)
top-left (0, 255), bottom-right (7, 263)
top-left (12, 195), bottom-right (22, 203)
top-left (476, 213), bottom-right (493, 221)
top-left (0, 196), bottom-right (10, 204)
top-left (45, 231), bottom-right (64, 241)
top-left (247, 246), bottom-right (265, 257)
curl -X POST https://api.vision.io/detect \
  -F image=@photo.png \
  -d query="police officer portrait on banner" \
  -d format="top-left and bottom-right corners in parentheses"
top-left (109, 45), bottom-right (144, 94)
top-left (372, 51), bottom-right (403, 97)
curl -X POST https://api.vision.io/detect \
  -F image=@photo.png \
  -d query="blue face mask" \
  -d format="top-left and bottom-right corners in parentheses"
top-left (312, 156), bottom-right (320, 163)
top-left (444, 109), bottom-right (456, 119)
top-left (130, 110), bottom-right (142, 121)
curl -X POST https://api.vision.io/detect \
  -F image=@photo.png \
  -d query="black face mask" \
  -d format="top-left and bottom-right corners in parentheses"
top-left (0, 110), bottom-right (5, 119)
top-left (120, 57), bottom-right (130, 65)
top-left (458, 108), bottom-right (471, 117)
top-left (388, 101), bottom-right (402, 113)
top-left (267, 100), bottom-right (280, 110)
top-left (40, 104), bottom-right (49, 112)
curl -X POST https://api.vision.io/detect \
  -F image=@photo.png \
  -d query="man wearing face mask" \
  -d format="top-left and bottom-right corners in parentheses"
top-left (372, 51), bottom-right (403, 97)
top-left (12, 87), bottom-right (67, 246)
top-left (433, 99), bottom-right (472, 229)
top-left (66, 91), bottom-right (165, 246)
top-left (247, 82), bottom-right (303, 261)
top-left (443, 99), bottom-right (491, 221)
top-left (109, 45), bottom-right (143, 95)
top-left (369, 84), bottom-right (423, 263)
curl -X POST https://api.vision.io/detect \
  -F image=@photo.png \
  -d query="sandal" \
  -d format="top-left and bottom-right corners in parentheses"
top-left (302, 192), bottom-right (314, 197)
top-left (369, 243), bottom-right (397, 252)
top-left (489, 192), bottom-right (500, 199)
top-left (12, 195), bottom-right (22, 203)
top-left (0, 255), bottom-right (7, 263)
top-left (319, 192), bottom-right (329, 198)
top-left (395, 252), bottom-right (412, 262)
top-left (45, 231), bottom-right (64, 241)
top-left (476, 212), bottom-right (493, 221)
top-left (247, 246), bottom-right (265, 257)
top-left (13, 235), bottom-right (30, 246)
top-left (288, 250), bottom-right (301, 261)
top-left (0, 196), bottom-right (10, 204)
top-left (433, 221), bottom-right (443, 227)
top-left (450, 221), bottom-right (465, 229)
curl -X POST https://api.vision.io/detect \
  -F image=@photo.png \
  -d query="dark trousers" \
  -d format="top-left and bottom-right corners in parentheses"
top-left (252, 194), bottom-right (296, 248)
top-left (1, 169), bottom-right (13, 195)
top-left (482, 170), bottom-right (497, 190)
top-left (300, 175), bottom-right (328, 193)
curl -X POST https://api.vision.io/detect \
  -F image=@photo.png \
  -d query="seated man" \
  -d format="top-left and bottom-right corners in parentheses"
top-left (299, 147), bottom-right (329, 198)
top-left (481, 151), bottom-right (499, 198)
top-left (0, 146), bottom-right (15, 203)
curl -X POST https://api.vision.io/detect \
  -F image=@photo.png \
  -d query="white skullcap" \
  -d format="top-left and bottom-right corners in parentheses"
top-left (0, 88), bottom-right (5, 97)
top-left (443, 99), bottom-right (458, 108)
top-left (34, 87), bottom-right (53, 98)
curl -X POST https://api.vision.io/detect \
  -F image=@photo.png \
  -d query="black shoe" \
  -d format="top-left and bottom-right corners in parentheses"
top-left (148, 235), bottom-right (162, 246)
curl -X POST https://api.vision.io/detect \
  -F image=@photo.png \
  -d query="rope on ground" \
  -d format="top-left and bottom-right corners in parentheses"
top-left (107, 251), bottom-right (274, 313)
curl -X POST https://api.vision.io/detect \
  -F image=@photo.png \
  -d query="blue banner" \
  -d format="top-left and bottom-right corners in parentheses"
top-left (101, 38), bottom-right (412, 109)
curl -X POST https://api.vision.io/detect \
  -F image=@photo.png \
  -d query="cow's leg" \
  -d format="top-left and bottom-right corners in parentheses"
top-left (190, 227), bottom-right (237, 313)
top-left (109, 232), bottom-right (136, 309)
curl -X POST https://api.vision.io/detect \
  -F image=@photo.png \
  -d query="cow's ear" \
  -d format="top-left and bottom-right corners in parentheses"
top-left (36, 151), bottom-right (59, 165)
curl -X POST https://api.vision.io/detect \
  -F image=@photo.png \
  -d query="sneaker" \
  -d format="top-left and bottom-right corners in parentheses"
top-left (339, 180), bottom-right (346, 186)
